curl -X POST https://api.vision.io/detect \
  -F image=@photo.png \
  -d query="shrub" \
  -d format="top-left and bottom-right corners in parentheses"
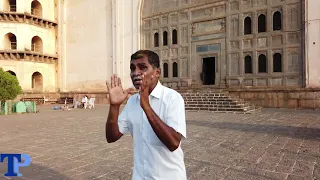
top-left (0, 68), bottom-right (22, 102)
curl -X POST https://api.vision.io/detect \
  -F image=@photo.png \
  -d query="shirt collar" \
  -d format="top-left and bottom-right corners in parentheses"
top-left (137, 81), bottom-right (163, 99)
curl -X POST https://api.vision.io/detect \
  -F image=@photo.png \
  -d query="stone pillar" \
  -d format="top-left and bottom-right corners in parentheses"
top-left (111, 0), bottom-right (142, 89)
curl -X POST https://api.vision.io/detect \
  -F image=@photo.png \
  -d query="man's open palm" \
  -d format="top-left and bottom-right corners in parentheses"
top-left (106, 74), bottom-right (132, 105)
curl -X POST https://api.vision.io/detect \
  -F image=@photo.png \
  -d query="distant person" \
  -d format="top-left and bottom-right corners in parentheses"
top-left (81, 95), bottom-right (88, 108)
top-left (105, 50), bottom-right (187, 179)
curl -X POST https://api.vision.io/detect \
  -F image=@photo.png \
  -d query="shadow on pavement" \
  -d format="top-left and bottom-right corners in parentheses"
top-left (0, 162), bottom-right (104, 180)
top-left (187, 121), bottom-right (320, 140)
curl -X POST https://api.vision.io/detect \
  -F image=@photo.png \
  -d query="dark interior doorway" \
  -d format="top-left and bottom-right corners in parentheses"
top-left (202, 57), bottom-right (215, 85)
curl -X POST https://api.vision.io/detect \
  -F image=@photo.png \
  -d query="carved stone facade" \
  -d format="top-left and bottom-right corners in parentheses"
top-left (141, 0), bottom-right (303, 89)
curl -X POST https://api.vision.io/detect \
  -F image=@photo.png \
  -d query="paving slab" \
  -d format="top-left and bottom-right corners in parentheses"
top-left (0, 105), bottom-right (319, 180)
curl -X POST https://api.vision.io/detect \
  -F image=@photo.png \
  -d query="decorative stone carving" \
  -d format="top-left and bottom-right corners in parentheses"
top-left (288, 4), bottom-right (299, 30)
top-left (153, 18), bottom-right (159, 27)
top-left (230, 1), bottom-right (239, 11)
top-left (231, 16), bottom-right (239, 37)
top-left (288, 33), bottom-right (299, 44)
top-left (162, 16), bottom-right (168, 25)
top-left (171, 48), bottom-right (178, 57)
top-left (162, 49), bottom-right (169, 57)
top-left (213, 5), bottom-right (226, 15)
top-left (180, 0), bottom-right (188, 6)
top-left (181, 58), bottom-right (188, 77)
top-left (258, 0), bottom-right (267, 6)
top-left (243, 39), bottom-right (252, 49)
top-left (272, 78), bottom-right (283, 86)
top-left (192, 19), bottom-right (225, 35)
top-left (242, 0), bottom-right (252, 8)
top-left (230, 79), bottom-right (240, 86)
top-left (287, 78), bottom-right (299, 86)
top-left (170, 14), bottom-right (178, 24)
top-left (257, 79), bottom-right (268, 86)
top-left (243, 79), bottom-right (253, 86)
top-left (272, 35), bottom-right (282, 46)
top-left (144, 32), bottom-right (151, 48)
top-left (230, 41), bottom-right (239, 50)
top-left (179, 11), bottom-right (188, 21)
top-left (230, 53), bottom-right (239, 75)
top-left (181, 46), bottom-right (188, 55)
top-left (288, 49), bottom-right (300, 73)
top-left (191, 8), bottom-right (212, 19)
top-left (181, 24), bottom-right (188, 44)
top-left (257, 37), bottom-right (267, 47)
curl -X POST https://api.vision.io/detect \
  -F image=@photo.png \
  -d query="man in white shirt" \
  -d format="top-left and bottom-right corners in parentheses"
top-left (105, 50), bottom-right (187, 180)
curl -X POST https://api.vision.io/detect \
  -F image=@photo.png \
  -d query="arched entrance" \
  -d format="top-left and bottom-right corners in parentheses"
top-left (32, 72), bottom-right (43, 91)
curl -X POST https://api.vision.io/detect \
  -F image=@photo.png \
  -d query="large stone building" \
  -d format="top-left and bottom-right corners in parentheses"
top-left (141, 0), bottom-right (305, 89)
top-left (0, 0), bottom-right (57, 92)
top-left (0, 0), bottom-right (319, 107)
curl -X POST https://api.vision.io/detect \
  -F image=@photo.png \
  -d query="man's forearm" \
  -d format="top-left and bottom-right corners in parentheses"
top-left (106, 105), bottom-right (123, 143)
top-left (142, 105), bottom-right (181, 151)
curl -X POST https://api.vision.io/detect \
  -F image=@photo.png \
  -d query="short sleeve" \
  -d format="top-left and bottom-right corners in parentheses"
top-left (118, 104), bottom-right (129, 135)
top-left (165, 94), bottom-right (187, 138)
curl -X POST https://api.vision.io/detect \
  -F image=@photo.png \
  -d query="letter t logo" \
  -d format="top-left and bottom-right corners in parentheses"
top-left (0, 154), bottom-right (22, 176)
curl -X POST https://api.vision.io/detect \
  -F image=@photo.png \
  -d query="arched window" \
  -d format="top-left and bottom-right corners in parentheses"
top-left (163, 63), bottom-right (168, 78)
top-left (172, 29), bottom-right (178, 44)
top-left (31, 0), bottom-right (42, 17)
top-left (244, 56), bottom-right (252, 74)
top-left (258, 54), bottom-right (267, 73)
top-left (258, 14), bottom-right (266, 33)
top-left (4, 33), bottom-right (17, 50)
top-left (31, 36), bottom-right (43, 53)
top-left (163, 31), bottom-right (168, 46)
top-left (244, 17), bottom-right (252, 35)
top-left (154, 33), bottom-right (159, 47)
top-left (273, 53), bottom-right (282, 72)
top-left (273, 11), bottom-right (282, 31)
top-left (173, 62), bottom-right (178, 77)
top-left (6, 0), bottom-right (17, 12)
top-left (32, 72), bottom-right (43, 90)
top-left (7, 70), bottom-right (16, 76)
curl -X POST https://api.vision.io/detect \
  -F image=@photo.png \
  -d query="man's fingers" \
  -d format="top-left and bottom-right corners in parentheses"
top-left (118, 77), bottom-right (122, 87)
top-left (114, 74), bottom-right (119, 87)
top-left (106, 80), bottom-right (111, 91)
top-left (111, 75), bottom-right (115, 88)
top-left (125, 88), bottom-right (133, 95)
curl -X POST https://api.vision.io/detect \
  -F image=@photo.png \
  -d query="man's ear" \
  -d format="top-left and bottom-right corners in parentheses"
top-left (156, 68), bottom-right (161, 78)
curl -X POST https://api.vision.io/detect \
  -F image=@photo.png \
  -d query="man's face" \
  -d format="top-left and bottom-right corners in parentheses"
top-left (130, 56), bottom-right (160, 90)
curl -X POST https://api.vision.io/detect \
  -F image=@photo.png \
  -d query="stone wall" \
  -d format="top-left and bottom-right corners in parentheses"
top-left (228, 88), bottom-right (320, 109)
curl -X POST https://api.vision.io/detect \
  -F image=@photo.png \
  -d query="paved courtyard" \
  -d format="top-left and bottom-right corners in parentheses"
top-left (0, 104), bottom-right (319, 180)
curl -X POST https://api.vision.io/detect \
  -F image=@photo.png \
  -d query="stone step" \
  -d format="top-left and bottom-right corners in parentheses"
top-left (185, 107), bottom-right (247, 112)
top-left (185, 104), bottom-right (250, 109)
top-left (185, 100), bottom-right (248, 105)
top-left (184, 99), bottom-right (245, 104)
top-left (179, 89), bottom-right (260, 113)
top-left (183, 96), bottom-right (236, 99)
top-left (181, 93), bottom-right (227, 97)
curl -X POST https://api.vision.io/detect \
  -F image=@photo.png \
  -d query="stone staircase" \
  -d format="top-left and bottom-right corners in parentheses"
top-left (178, 89), bottom-right (261, 114)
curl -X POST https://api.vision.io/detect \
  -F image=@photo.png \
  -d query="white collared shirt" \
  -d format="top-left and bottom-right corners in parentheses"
top-left (118, 81), bottom-right (187, 180)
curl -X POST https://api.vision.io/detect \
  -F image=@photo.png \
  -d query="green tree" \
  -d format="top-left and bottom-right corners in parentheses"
top-left (0, 68), bottom-right (22, 102)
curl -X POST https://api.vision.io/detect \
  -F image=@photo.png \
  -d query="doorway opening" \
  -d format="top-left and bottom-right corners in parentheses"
top-left (201, 57), bottom-right (216, 85)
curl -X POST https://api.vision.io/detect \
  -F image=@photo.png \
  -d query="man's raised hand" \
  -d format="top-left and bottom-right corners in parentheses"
top-left (106, 74), bottom-right (132, 106)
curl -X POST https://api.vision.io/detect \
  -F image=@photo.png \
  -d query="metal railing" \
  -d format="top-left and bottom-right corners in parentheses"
top-left (9, 5), bottom-right (16, 12)
top-left (10, 42), bottom-right (17, 50)
top-left (31, 44), bottom-right (43, 53)
top-left (4, 42), bottom-right (17, 50)
top-left (31, 8), bottom-right (42, 17)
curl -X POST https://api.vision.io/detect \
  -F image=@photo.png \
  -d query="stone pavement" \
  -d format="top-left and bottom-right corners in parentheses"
top-left (0, 105), bottom-right (319, 180)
